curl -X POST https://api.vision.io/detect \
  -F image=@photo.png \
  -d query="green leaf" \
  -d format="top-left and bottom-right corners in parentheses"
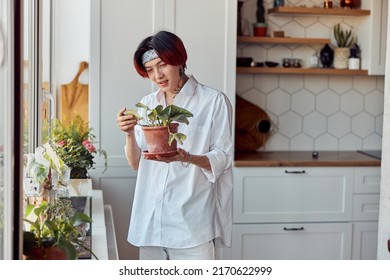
top-left (71, 212), bottom-right (92, 227)
top-left (56, 239), bottom-right (78, 260)
top-left (169, 132), bottom-right (187, 145)
top-left (124, 109), bottom-right (142, 121)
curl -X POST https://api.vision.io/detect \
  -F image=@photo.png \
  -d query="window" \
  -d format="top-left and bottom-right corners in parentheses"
top-left (0, 0), bottom-right (53, 259)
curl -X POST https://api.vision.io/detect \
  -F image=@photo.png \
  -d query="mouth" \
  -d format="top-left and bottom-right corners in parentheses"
top-left (158, 80), bottom-right (168, 87)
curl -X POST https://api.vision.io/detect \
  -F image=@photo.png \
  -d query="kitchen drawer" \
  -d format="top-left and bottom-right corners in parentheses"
top-left (232, 223), bottom-right (352, 260)
top-left (354, 167), bottom-right (381, 194)
top-left (353, 194), bottom-right (380, 221)
top-left (233, 167), bottom-right (353, 223)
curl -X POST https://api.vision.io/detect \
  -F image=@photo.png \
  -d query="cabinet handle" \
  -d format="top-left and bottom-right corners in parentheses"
top-left (284, 170), bottom-right (306, 174)
top-left (283, 227), bottom-right (304, 231)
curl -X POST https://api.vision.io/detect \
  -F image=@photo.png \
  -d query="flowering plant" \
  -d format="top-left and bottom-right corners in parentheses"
top-left (50, 115), bottom-right (107, 179)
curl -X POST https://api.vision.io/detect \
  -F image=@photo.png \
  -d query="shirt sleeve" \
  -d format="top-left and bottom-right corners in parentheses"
top-left (201, 93), bottom-right (234, 183)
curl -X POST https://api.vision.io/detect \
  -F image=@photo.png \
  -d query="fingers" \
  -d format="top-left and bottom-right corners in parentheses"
top-left (117, 107), bottom-right (126, 118)
top-left (177, 147), bottom-right (187, 155)
top-left (117, 107), bottom-right (138, 134)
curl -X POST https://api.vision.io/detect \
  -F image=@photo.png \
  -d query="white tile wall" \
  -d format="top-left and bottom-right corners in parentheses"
top-left (237, 0), bottom-right (384, 151)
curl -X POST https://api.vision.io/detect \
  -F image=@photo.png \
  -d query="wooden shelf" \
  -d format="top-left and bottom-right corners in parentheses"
top-left (237, 36), bottom-right (330, 45)
top-left (237, 67), bottom-right (368, 76)
top-left (268, 7), bottom-right (370, 16)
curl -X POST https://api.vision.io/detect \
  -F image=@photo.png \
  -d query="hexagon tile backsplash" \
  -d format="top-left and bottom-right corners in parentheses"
top-left (237, 74), bottom-right (384, 151)
top-left (237, 0), bottom-right (384, 151)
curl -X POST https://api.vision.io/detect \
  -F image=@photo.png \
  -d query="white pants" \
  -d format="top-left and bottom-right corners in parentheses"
top-left (139, 240), bottom-right (215, 260)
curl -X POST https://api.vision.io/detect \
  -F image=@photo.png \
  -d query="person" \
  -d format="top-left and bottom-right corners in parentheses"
top-left (116, 30), bottom-right (233, 260)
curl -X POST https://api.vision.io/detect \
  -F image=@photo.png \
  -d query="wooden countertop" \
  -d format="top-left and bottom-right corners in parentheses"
top-left (234, 151), bottom-right (381, 167)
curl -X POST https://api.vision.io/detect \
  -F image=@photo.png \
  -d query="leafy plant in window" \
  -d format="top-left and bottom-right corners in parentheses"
top-left (50, 115), bottom-right (108, 179)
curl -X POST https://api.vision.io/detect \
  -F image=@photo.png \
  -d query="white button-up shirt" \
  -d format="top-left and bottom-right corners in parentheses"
top-left (127, 75), bottom-right (233, 248)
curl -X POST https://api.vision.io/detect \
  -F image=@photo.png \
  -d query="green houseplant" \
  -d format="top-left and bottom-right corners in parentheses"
top-left (50, 115), bottom-right (108, 179)
top-left (125, 103), bottom-right (193, 155)
top-left (25, 142), bottom-right (69, 197)
top-left (333, 23), bottom-right (356, 69)
top-left (23, 199), bottom-right (97, 260)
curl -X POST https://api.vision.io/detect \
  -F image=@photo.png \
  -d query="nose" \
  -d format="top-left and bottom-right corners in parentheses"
top-left (153, 67), bottom-right (163, 79)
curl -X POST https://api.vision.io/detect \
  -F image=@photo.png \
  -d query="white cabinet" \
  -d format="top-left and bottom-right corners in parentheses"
top-left (232, 223), bottom-right (352, 260)
top-left (228, 166), bottom-right (380, 260)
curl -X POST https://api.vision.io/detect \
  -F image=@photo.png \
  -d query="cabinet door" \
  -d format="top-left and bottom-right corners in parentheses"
top-left (232, 223), bottom-right (352, 260)
top-left (233, 167), bottom-right (353, 223)
top-left (352, 222), bottom-right (378, 260)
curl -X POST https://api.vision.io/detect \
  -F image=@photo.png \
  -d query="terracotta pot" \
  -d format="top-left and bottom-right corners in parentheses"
top-left (24, 247), bottom-right (69, 260)
top-left (142, 123), bottom-right (179, 154)
top-left (253, 23), bottom-right (267, 37)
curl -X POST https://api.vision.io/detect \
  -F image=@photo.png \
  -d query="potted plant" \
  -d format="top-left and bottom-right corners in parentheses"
top-left (333, 23), bottom-right (356, 69)
top-left (23, 198), bottom-right (97, 260)
top-left (49, 115), bottom-right (108, 179)
top-left (253, 0), bottom-right (267, 37)
top-left (348, 43), bottom-right (360, 70)
top-left (125, 103), bottom-right (193, 156)
top-left (25, 142), bottom-right (70, 200)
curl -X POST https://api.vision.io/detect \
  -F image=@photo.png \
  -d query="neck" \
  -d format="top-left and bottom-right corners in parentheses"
top-left (165, 92), bottom-right (176, 105)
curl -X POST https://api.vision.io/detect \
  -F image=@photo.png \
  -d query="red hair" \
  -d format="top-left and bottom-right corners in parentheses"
top-left (133, 31), bottom-right (187, 78)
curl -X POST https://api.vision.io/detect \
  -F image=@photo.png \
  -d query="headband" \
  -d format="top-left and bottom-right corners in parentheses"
top-left (142, 49), bottom-right (159, 65)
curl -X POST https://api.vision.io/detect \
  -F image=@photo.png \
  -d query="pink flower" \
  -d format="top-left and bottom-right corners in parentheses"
top-left (57, 140), bottom-right (67, 147)
top-left (83, 140), bottom-right (96, 153)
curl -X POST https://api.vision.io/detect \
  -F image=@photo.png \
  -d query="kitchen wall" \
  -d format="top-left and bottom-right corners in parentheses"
top-left (238, 0), bottom-right (384, 151)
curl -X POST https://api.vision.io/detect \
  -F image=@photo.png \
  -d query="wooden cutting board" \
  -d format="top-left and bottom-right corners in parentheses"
top-left (60, 61), bottom-right (89, 126)
top-left (235, 95), bottom-right (272, 151)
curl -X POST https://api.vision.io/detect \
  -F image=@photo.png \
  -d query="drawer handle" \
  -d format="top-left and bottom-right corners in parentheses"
top-left (285, 170), bottom-right (306, 174)
top-left (283, 227), bottom-right (304, 231)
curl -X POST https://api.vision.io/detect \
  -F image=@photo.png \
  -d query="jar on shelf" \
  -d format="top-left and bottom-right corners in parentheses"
top-left (340, 0), bottom-right (354, 8)
top-left (292, 58), bottom-right (301, 68)
top-left (282, 58), bottom-right (291, 68)
top-left (323, 1), bottom-right (333, 8)
top-left (310, 52), bottom-right (319, 68)
top-left (273, 0), bottom-right (285, 7)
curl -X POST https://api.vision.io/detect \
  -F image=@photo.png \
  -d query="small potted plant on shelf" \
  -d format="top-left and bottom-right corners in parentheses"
top-left (125, 103), bottom-right (193, 157)
top-left (348, 43), bottom-right (360, 70)
top-left (333, 23), bottom-right (356, 69)
top-left (253, 0), bottom-right (267, 37)
top-left (23, 198), bottom-right (97, 260)
top-left (49, 115), bottom-right (108, 179)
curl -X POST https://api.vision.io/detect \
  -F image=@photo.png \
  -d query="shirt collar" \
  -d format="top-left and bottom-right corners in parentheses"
top-left (156, 75), bottom-right (197, 104)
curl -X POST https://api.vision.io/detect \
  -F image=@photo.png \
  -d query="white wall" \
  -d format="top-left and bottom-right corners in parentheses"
top-left (54, 0), bottom-right (90, 115)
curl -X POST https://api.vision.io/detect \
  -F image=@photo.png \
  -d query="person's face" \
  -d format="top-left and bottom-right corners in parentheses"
top-left (144, 58), bottom-right (181, 94)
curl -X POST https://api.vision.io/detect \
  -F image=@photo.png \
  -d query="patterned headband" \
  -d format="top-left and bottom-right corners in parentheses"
top-left (142, 49), bottom-right (159, 65)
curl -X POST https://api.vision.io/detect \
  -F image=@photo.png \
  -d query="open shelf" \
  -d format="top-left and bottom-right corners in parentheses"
top-left (236, 67), bottom-right (368, 76)
top-left (237, 36), bottom-right (330, 45)
top-left (268, 7), bottom-right (371, 16)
